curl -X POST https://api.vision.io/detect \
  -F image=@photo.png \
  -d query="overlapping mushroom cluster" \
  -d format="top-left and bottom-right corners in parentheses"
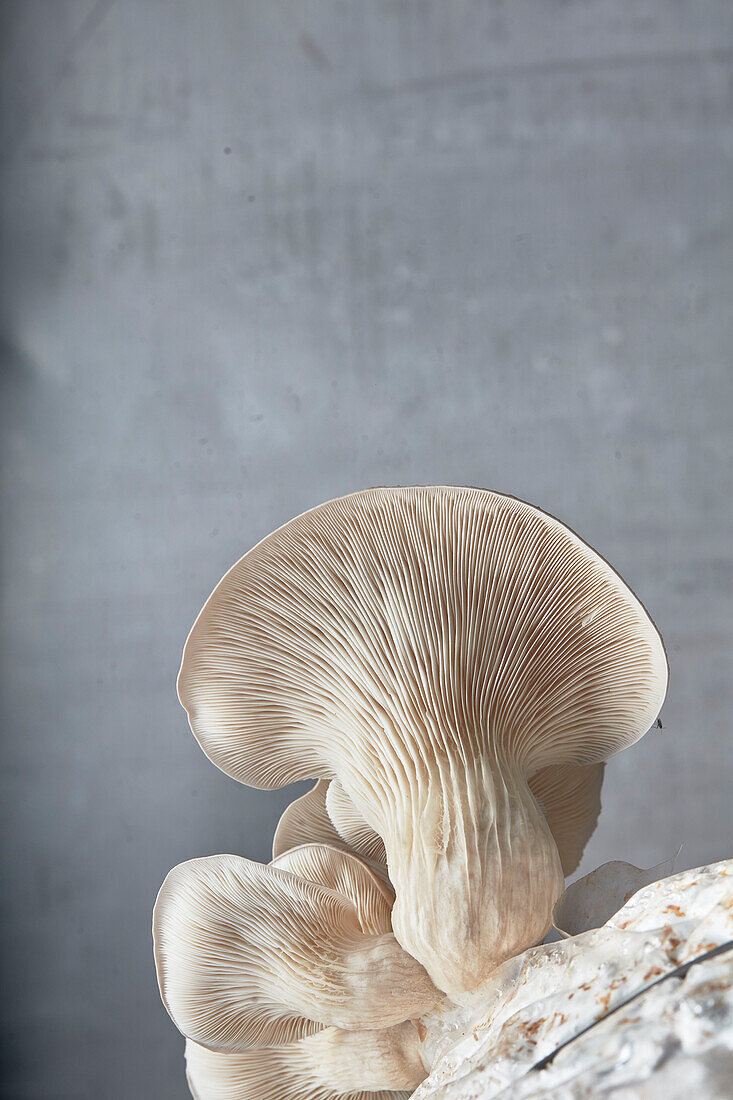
top-left (154, 830), bottom-right (437, 1098)
top-left (154, 487), bottom-right (667, 1098)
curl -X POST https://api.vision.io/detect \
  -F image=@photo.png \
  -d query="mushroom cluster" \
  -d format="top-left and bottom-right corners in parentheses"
top-left (155, 487), bottom-right (667, 1097)
top-left (154, 840), bottom-right (436, 1098)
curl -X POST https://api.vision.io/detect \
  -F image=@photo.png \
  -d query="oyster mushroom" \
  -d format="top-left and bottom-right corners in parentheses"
top-left (185, 1021), bottom-right (426, 1100)
top-left (270, 842), bottom-right (394, 934)
top-left (153, 852), bottom-right (438, 1052)
top-left (273, 781), bottom-right (391, 886)
top-left (327, 780), bottom-right (389, 868)
top-left (178, 487), bottom-right (667, 996)
top-left (272, 780), bottom-right (344, 858)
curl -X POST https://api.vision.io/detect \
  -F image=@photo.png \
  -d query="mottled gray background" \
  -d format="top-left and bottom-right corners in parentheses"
top-left (1, 2), bottom-right (732, 1097)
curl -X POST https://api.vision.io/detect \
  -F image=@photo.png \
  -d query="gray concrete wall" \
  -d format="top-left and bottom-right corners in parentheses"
top-left (1, 3), bottom-right (731, 1096)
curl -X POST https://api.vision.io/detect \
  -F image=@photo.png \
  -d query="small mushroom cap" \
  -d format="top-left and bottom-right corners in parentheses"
top-left (528, 762), bottom-right (605, 876)
top-left (272, 781), bottom-right (343, 859)
top-left (271, 844), bottom-right (393, 936)
top-left (153, 854), bottom-right (437, 1052)
top-left (272, 782), bottom-right (391, 888)
top-left (185, 1022), bottom-right (423, 1099)
top-left (327, 780), bottom-right (388, 868)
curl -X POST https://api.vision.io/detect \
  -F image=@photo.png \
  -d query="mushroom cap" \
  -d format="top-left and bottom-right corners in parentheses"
top-left (153, 854), bottom-right (437, 1052)
top-left (272, 782), bottom-right (391, 888)
top-left (270, 844), bottom-right (393, 936)
top-left (528, 762), bottom-right (605, 876)
top-left (327, 780), bottom-right (388, 868)
top-left (185, 1022), bottom-right (423, 1100)
top-left (272, 781), bottom-right (343, 859)
top-left (179, 487), bottom-right (666, 788)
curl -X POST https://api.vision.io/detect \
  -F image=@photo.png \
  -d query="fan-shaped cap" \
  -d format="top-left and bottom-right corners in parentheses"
top-left (185, 1022), bottom-right (424, 1100)
top-left (528, 762), bottom-right (605, 876)
top-left (272, 781), bottom-right (343, 859)
top-left (270, 844), bottom-right (392, 936)
top-left (153, 854), bottom-right (437, 1052)
top-left (179, 487), bottom-right (666, 782)
top-left (327, 781), bottom-right (388, 868)
top-left (273, 782), bottom-right (391, 888)
top-left (178, 487), bottom-right (667, 995)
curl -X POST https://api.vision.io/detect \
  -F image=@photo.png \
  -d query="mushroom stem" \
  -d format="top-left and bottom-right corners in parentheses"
top-left (322, 929), bottom-right (440, 1030)
top-left (301, 1021), bottom-right (427, 1093)
top-left (344, 752), bottom-right (564, 1000)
